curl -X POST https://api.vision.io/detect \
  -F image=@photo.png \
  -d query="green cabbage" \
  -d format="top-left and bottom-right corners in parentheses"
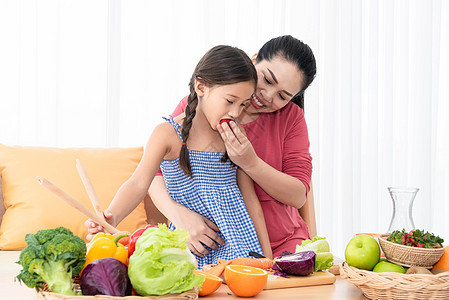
top-left (296, 236), bottom-right (330, 253)
top-left (128, 224), bottom-right (204, 296)
top-left (295, 236), bottom-right (334, 271)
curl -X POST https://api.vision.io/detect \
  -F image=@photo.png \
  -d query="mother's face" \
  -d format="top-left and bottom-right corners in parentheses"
top-left (245, 56), bottom-right (304, 114)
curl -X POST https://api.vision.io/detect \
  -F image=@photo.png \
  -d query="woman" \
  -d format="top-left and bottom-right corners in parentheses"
top-left (87, 35), bottom-right (316, 258)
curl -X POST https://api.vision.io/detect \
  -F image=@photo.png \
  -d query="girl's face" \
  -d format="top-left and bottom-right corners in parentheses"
top-left (246, 55), bottom-right (305, 114)
top-left (196, 80), bottom-right (255, 130)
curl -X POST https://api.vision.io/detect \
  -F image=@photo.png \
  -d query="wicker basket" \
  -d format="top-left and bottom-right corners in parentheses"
top-left (340, 261), bottom-right (449, 299)
top-left (379, 234), bottom-right (445, 268)
top-left (35, 288), bottom-right (198, 300)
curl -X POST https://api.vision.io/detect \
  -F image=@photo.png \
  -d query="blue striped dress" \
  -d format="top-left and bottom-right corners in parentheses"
top-left (160, 116), bottom-right (263, 269)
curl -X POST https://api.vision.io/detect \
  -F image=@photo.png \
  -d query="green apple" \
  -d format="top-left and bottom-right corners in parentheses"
top-left (345, 235), bottom-right (380, 270)
top-left (372, 261), bottom-right (406, 273)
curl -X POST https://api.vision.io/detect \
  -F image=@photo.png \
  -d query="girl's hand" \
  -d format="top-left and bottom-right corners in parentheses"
top-left (217, 121), bottom-right (258, 170)
top-left (175, 209), bottom-right (225, 257)
top-left (84, 209), bottom-right (114, 241)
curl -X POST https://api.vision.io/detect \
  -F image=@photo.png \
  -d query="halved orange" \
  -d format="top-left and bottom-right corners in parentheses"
top-left (194, 270), bottom-right (223, 296)
top-left (224, 264), bottom-right (268, 297)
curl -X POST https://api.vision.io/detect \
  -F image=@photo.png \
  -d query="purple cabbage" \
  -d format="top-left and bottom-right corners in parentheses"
top-left (80, 258), bottom-right (131, 296)
top-left (273, 250), bottom-right (316, 276)
top-left (277, 251), bottom-right (293, 258)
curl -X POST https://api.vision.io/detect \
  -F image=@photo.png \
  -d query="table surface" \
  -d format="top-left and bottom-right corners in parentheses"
top-left (0, 251), bottom-right (368, 300)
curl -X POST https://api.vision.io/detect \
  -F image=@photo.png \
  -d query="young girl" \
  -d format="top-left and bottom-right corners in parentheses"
top-left (101, 45), bottom-right (271, 268)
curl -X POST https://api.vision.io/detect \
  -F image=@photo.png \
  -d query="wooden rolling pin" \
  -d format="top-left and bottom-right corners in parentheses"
top-left (36, 176), bottom-right (119, 234)
top-left (75, 159), bottom-right (105, 220)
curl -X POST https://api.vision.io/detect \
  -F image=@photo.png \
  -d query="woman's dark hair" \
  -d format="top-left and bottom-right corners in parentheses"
top-left (180, 45), bottom-right (257, 177)
top-left (256, 35), bottom-right (316, 110)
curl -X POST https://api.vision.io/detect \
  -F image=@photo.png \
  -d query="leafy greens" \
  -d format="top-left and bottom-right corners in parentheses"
top-left (127, 224), bottom-right (204, 296)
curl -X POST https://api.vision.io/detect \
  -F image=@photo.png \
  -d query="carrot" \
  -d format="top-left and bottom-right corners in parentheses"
top-left (204, 257), bottom-right (274, 277)
top-left (204, 259), bottom-right (232, 277)
top-left (230, 257), bottom-right (273, 270)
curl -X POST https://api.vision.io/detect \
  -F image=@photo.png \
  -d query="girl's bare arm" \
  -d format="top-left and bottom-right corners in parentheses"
top-left (85, 123), bottom-right (171, 238)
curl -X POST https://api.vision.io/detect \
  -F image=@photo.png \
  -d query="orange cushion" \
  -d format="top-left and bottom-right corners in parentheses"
top-left (0, 144), bottom-right (148, 250)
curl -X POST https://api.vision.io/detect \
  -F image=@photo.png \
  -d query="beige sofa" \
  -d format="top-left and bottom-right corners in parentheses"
top-left (0, 145), bottom-right (171, 250)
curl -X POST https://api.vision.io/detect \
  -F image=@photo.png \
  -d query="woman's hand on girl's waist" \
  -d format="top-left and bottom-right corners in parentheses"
top-left (172, 208), bottom-right (225, 257)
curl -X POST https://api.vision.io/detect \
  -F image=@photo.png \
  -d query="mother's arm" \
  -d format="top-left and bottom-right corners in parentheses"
top-left (217, 121), bottom-right (308, 209)
top-left (148, 176), bottom-right (225, 257)
top-left (238, 169), bottom-right (272, 259)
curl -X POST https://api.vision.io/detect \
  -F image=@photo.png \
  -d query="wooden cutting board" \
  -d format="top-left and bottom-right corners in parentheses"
top-left (264, 271), bottom-right (336, 290)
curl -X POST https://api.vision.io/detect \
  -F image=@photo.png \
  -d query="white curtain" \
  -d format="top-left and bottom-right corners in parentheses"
top-left (1, 0), bottom-right (448, 258)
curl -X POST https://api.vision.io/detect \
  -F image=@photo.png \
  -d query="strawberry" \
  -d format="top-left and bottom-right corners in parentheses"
top-left (220, 119), bottom-right (232, 125)
top-left (401, 234), bottom-right (407, 245)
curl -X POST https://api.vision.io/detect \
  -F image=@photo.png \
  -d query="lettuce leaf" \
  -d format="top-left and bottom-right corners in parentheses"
top-left (314, 252), bottom-right (334, 272)
top-left (296, 238), bottom-right (330, 253)
top-left (128, 224), bottom-right (204, 296)
top-left (305, 235), bottom-right (326, 244)
top-left (295, 236), bottom-right (334, 271)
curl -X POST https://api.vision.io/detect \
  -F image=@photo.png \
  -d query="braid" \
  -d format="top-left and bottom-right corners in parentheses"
top-left (220, 152), bottom-right (236, 168)
top-left (179, 90), bottom-right (198, 177)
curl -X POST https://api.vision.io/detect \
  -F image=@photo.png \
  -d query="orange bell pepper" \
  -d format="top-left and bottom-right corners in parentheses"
top-left (83, 233), bottom-right (128, 270)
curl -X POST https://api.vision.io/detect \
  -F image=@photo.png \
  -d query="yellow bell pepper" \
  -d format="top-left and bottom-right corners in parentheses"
top-left (89, 232), bottom-right (113, 243)
top-left (83, 233), bottom-right (128, 270)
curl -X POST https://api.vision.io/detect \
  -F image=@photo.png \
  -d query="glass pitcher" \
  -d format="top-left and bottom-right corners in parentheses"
top-left (387, 187), bottom-right (419, 233)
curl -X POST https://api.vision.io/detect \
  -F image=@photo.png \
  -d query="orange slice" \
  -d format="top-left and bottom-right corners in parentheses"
top-left (224, 265), bottom-right (268, 297)
top-left (194, 270), bottom-right (223, 297)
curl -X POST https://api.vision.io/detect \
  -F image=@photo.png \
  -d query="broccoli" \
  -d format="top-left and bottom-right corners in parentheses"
top-left (16, 227), bottom-right (87, 295)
